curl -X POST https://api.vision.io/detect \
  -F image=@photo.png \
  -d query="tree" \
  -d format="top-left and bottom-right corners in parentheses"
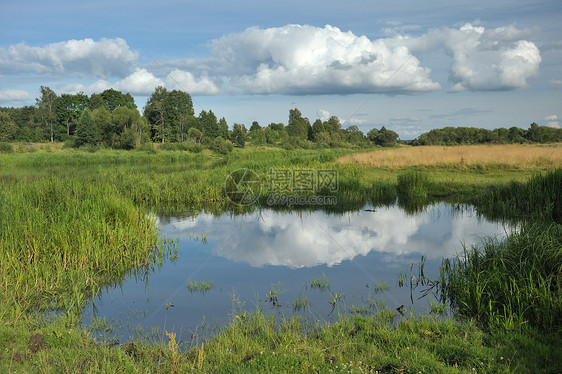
top-left (75, 110), bottom-right (100, 147)
top-left (56, 93), bottom-right (89, 137)
top-left (231, 123), bottom-right (247, 148)
top-left (100, 88), bottom-right (136, 111)
top-left (249, 128), bottom-right (266, 145)
top-left (286, 108), bottom-right (309, 140)
top-left (199, 110), bottom-right (220, 139)
top-left (144, 86), bottom-right (168, 143)
top-left (36, 86), bottom-right (58, 142)
top-left (0, 112), bottom-right (18, 141)
top-left (250, 121), bottom-right (261, 132)
top-left (112, 106), bottom-right (148, 149)
top-left (188, 127), bottom-right (203, 144)
top-left (345, 125), bottom-right (365, 145)
top-left (373, 126), bottom-right (399, 146)
top-left (218, 117), bottom-right (229, 139)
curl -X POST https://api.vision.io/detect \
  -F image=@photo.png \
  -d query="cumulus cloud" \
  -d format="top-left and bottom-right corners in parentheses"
top-left (208, 24), bottom-right (440, 95)
top-left (0, 89), bottom-right (31, 104)
top-left (167, 69), bottom-right (221, 96)
top-left (0, 38), bottom-right (138, 78)
top-left (545, 114), bottom-right (559, 128)
top-left (0, 23), bottom-right (544, 98)
top-left (389, 23), bottom-right (541, 92)
top-left (60, 68), bottom-right (164, 96)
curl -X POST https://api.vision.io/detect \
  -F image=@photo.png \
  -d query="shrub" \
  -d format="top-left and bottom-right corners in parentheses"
top-left (0, 142), bottom-right (14, 153)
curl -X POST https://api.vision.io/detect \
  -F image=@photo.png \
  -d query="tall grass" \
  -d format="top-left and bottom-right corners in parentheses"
top-left (338, 143), bottom-right (562, 169)
top-left (0, 176), bottom-right (172, 318)
top-left (441, 169), bottom-right (562, 332)
top-left (477, 168), bottom-right (562, 223)
top-left (442, 223), bottom-right (562, 332)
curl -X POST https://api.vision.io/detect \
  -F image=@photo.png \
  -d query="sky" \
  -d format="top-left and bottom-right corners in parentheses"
top-left (1, 0), bottom-right (561, 138)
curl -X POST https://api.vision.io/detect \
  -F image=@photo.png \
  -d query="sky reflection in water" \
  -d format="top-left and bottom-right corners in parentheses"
top-left (85, 203), bottom-right (511, 344)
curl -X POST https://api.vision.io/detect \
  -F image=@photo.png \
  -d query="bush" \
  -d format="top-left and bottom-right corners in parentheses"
top-left (211, 137), bottom-right (229, 155)
top-left (0, 142), bottom-right (14, 153)
top-left (62, 138), bottom-right (76, 149)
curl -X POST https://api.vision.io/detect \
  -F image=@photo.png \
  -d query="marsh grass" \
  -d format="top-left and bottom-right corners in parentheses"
top-left (442, 222), bottom-right (562, 332)
top-left (0, 176), bottom-right (174, 319)
top-left (309, 274), bottom-right (330, 291)
top-left (478, 168), bottom-right (562, 223)
top-left (338, 143), bottom-right (562, 169)
top-left (187, 281), bottom-right (214, 294)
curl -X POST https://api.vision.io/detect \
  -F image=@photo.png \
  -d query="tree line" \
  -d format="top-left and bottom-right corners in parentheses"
top-left (409, 124), bottom-right (562, 145)
top-left (0, 87), bottom-right (399, 152)
top-left (1, 86), bottom-right (560, 152)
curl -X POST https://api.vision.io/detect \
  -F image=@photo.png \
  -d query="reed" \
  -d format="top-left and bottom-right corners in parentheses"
top-left (0, 175), bottom-right (173, 318)
top-left (338, 143), bottom-right (562, 170)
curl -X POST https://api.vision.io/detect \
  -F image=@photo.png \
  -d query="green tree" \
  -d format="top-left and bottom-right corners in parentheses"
top-left (91, 107), bottom-right (114, 147)
top-left (369, 126), bottom-right (399, 147)
top-left (101, 88), bottom-right (136, 111)
top-left (112, 106), bottom-right (148, 149)
top-left (56, 93), bottom-right (89, 137)
top-left (188, 127), bottom-right (203, 144)
top-left (199, 110), bottom-right (220, 139)
top-left (218, 117), bottom-right (229, 139)
top-left (36, 86), bottom-right (58, 142)
top-left (144, 86), bottom-right (169, 143)
top-left (75, 110), bottom-right (101, 147)
top-left (249, 128), bottom-right (266, 145)
top-left (287, 108), bottom-right (309, 140)
top-left (231, 123), bottom-right (247, 148)
top-left (250, 121), bottom-right (261, 132)
top-left (0, 112), bottom-right (18, 141)
top-left (345, 125), bottom-right (365, 145)
top-left (211, 136), bottom-right (229, 154)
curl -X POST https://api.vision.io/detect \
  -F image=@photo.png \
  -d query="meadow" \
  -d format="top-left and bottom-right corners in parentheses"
top-left (0, 143), bottom-right (560, 373)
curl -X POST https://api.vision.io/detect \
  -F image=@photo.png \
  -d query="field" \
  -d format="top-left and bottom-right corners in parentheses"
top-left (338, 143), bottom-right (562, 169)
top-left (0, 144), bottom-right (561, 373)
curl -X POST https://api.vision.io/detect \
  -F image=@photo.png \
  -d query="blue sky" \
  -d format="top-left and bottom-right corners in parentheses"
top-left (1, 0), bottom-right (561, 138)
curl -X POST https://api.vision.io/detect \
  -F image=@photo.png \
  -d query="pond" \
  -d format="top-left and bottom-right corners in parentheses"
top-left (83, 202), bottom-right (512, 345)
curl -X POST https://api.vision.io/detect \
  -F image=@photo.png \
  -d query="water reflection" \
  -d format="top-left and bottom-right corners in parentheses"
top-left (85, 202), bottom-right (511, 345)
top-left (159, 203), bottom-right (506, 268)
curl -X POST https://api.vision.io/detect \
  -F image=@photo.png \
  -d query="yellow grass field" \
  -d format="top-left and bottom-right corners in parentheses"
top-left (337, 143), bottom-right (562, 169)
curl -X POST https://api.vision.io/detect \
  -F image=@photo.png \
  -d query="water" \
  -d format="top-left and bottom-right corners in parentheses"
top-left (84, 202), bottom-right (512, 345)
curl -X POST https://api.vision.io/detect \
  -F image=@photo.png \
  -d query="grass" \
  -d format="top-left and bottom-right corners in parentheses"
top-left (309, 274), bottom-right (330, 291)
top-left (187, 280), bottom-right (214, 294)
top-left (2, 311), bottom-right (560, 373)
top-left (0, 146), bottom-right (561, 372)
top-left (338, 143), bottom-right (562, 170)
top-left (441, 221), bottom-right (562, 333)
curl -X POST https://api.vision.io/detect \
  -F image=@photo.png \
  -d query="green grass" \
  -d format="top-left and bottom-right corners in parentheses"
top-left (187, 280), bottom-right (214, 294)
top-left (441, 222), bottom-right (562, 332)
top-left (0, 148), bottom-right (561, 372)
top-left (3, 311), bottom-right (560, 373)
top-left (309, 274), bottom-right (330, 291)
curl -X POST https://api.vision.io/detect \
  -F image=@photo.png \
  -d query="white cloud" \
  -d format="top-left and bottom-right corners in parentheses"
top-left (159, 203), bottom-right (508, 268)
top-left (387, 23), bottom-right (541, 92)
top-left (317, 109), bottom-right (332, 122)
top-left (115, 68), bottom-right (165, 95)
top-left (60, 68), bottom-right (164, 96)
top-left (167, 69), bottom-right (221, 95)
top-left (0, 89), bottom-right (31, 104)
top-left (0, 38), bottom-right (138, 78)
top-left (544, 114), bottom-right (559, 128)
top-left (0, 23), bottom-right (544, 99)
